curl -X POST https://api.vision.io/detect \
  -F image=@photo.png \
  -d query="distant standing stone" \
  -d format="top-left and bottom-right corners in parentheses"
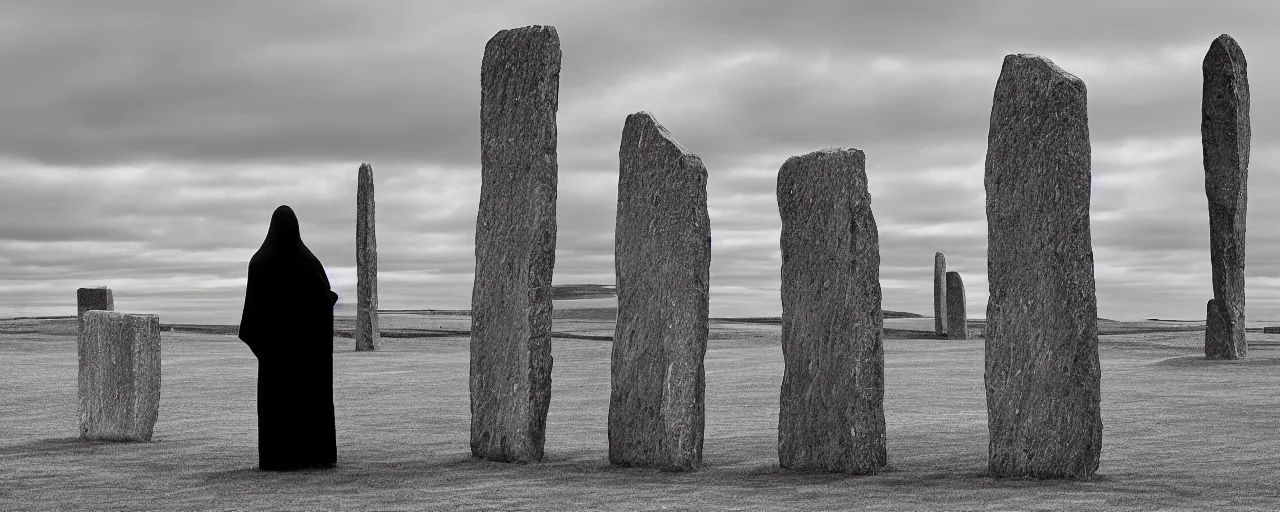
top-left (470, 24), bottom-right (560, 463)
top-left (984, 54), bottom-right (1101, 479)
top-left (777, 147), bottom-right (886, 474)
top-left (355, 163), bottom-right (379, 352)
top-left (1261, 326), bottom-right (1280, 334)
top-left (945, 271), bottom-right (967, 340)
top-left (1202, 34), bottom-right (1250, 360)
top-left (934, 252), bottom-right (947, 337)
top-left (610, 112), bottom-right (710, 471)
top-left (76, 287), bottom-right (114, 335)
top-left (79, 310), bottom-right (161, 442)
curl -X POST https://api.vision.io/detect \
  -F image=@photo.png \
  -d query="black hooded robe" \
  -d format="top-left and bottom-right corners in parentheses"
top-left (237, 205), bottom-right (339, 471)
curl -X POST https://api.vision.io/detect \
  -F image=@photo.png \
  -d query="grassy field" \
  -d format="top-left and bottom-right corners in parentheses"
top-left (3, 312), bottom-right (1280, 511)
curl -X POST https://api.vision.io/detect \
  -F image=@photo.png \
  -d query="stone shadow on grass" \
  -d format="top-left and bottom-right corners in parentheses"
top-left (1150, 355), bottom-right (1280, 368)
top-left (0, 437), bottom-right (86, 456)
top-left (0, 436), bottom-right (182, 456)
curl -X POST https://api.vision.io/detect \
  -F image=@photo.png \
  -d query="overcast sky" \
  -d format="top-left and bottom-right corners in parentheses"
top-left (0, 0), bottom-right (1277, 324)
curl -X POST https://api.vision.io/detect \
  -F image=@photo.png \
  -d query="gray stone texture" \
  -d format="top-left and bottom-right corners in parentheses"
top-left (776, 147), bottom-right (886, 474)
top-left (984, 54), bottom-right (1101, 479)
top-left (609, 112), bottom-right (710, 471)
top-left (1202, 34), bottom-right (1250, 360)
top-left (355, 163), bottom-right (379, 352)
top-left (934, 252), bottom-right (947, 336)
top-left (78, 310), bottom-right (161, 442)
top-left (470, 25), bottom-right (559, 463)
top-left (946, 271), bottom-right (967, 341)
top-left (77, 287), bottom-right (114, 335)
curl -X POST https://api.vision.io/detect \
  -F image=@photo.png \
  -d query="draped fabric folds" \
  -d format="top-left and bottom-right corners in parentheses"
top-left (238, 205), bottom-right (339, 471)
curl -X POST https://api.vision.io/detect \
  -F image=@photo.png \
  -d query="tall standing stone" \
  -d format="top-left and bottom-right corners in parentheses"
top-left (610, 112), bottom-right (710, 471)
top-left (355, 163), bottom-right (379, 352)
top-left (470, 25), bottom-right (559, 463)
top-left (934, 252), bottom-right (947, 337)
top-left (777, 148), bottom-right (886, 474)
top-left (78, 310), bottom-right (161, 442)
top-left (945, 271), bottom-right (967, 340)
top-left (984, 54), bottom-right (1101, 479)
top-left (76, 287), bottom-right (114, 335)
top-left (1202, 34), bottom-right (1249, 360)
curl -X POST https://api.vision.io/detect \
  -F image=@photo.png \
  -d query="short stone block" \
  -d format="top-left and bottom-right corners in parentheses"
top-left (76, 287), bottom-right (114, 334)
top-left (78, 310), bottom-right (161, 442)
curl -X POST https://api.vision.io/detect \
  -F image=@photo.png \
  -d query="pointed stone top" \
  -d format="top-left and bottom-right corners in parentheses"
top-left (1206, 34), bottom-right (1246, 67)
top-left (622, 111), bottom-right (697, 157)
top-left (359, 162), bottom-right (372, 172)
top-left (1213, 33), bottom-right (1240, 48)
top-left (1002, 53), bottom-right (1084, 88)
top-left (935, 251), bottom-right (946, 261)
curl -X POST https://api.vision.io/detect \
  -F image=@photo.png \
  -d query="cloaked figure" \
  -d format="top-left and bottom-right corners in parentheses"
top-left (237, 205), bottom-right (340, 471)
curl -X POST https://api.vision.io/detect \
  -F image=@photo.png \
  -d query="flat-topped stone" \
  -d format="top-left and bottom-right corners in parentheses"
top-left (76, 287), bottom-right (114, 334)
top-left (470, 24), bottom-right (560, 463)
top-left (984, 53), bottom-right (1101, 479)
top-left (776, 147), bottom-right (886, 474)
top-left (609, 111), bottom-right (710, 471)
top-left (78, 310), bottom-right (161, 442)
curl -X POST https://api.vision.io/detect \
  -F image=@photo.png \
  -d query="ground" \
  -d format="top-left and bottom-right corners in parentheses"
top-left (2, 311), bottom-right (1280, 511)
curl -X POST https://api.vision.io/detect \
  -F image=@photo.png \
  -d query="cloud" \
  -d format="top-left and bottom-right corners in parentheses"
top-left (1, 1), bottom-right (1279, 323)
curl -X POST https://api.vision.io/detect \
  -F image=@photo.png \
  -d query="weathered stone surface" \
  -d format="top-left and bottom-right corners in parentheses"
top-left (470, 24), bottom-right (559, 463)
top-left (776, 147), bottom-right (886, 474)
top-left (1262, 326), bottom-right (1280, 334)
top-left (77, 287), bottom-right (114, 335)
top-left (946, 271), bottom-right (967, 341)
top-left (355, 163), bottom-right (379, 352)
top-left (609, 112), bottom-right (709, 471)
top-left (984, 54), bottom-right (1101, 479)
top-left (78, 310), bottom-right (161, 442)
top-left (1203, 34), bottom-right (1250, 360)
top-left (934, 252), bottom-right (947, 336)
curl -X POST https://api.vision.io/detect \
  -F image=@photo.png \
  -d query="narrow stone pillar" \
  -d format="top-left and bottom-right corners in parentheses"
top-left (76, 287), bottom-right (114, 335)
top-left (78, 310), bottom-right (161, 442)
top-left (777, 147), bottom-right (886, 474)
top-left (984, 54), bottom-right (1101, 479)
top-left (945, 271), bottom-right (967, 340)
top-left (1202, 34), bottom-right (1249, 360)
top-left (355, 163), bottom-right (379, 352)
top-left (934, 252), bottom-right (947, 336)
top-left (609, 112), bottom-right (710, 471)
top-left (470, 24), bottom-right (560, 463)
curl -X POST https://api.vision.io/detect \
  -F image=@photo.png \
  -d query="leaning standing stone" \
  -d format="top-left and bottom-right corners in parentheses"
top-left (777, 147), bottom-right (886, 474)
top-left (78, 310), bottom-right (161, 442)
top-left (984, 54), bottom-right (1101, 479)
top-left (1202, 34), bottom-right (1250, 360)
top-left (470, 24), bottom-right (560, 463)
top-left (934, 252), bottom-right (947, 337)
top-left (355, 163), bottom-right (379, 352)
top-left (610, 112), bottom-right (710, 471)
top-left (76, 287), bottom-right (114, 335)
top-left (945, 271), bottom-right (967, 340)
